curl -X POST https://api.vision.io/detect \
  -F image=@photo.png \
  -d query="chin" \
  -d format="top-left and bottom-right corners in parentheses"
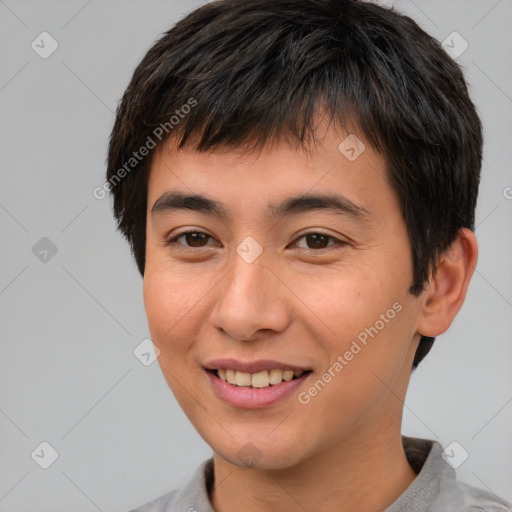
top-left (213, 438), bottom-right (307, 471)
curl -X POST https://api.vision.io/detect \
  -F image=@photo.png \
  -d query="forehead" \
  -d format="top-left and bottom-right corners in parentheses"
top-left (146, 126), bottom-right (395, 224)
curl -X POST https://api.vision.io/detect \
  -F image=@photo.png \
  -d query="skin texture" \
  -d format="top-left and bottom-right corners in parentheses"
top-left (143, 123), bottom-right (478, 512)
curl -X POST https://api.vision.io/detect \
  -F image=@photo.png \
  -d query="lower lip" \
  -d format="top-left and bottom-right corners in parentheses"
top-left (206, 370), bottom-right (311, 409)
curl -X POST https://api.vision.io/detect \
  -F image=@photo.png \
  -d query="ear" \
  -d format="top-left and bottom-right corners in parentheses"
top-left (416, 228), bottom-right (478, 337)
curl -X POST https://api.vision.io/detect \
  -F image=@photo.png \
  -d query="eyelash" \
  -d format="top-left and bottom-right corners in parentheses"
top-left (166, 230), bottom-right (346, 251)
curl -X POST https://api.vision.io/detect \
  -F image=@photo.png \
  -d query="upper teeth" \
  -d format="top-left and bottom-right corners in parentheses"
top-left (217, 369), bottom-right (305, 388)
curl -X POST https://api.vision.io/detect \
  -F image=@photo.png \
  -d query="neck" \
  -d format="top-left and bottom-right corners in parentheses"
top-left (210, 426), bottom-right (417, 512)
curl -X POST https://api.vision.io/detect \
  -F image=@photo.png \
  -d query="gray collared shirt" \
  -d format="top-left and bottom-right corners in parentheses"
top-left (128, 436), bottom-right (512, 511)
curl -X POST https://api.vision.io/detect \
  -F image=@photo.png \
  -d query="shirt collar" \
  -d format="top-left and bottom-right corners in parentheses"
top-left (172, 436), bottom-right (452, 512)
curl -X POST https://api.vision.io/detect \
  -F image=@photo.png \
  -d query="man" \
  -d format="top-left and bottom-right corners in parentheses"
top-left (106, 0), bottom-right (512, 510)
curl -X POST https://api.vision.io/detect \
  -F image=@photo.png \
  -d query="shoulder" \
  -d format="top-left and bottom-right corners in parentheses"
top-left (396, 437), bottom-right (511, 512)
top-left (126, 489), bottom-right (180, 512)
top-left (433, 478), bottom-right (512, 512)
top-left (125, 458), bottom-right (214, 512)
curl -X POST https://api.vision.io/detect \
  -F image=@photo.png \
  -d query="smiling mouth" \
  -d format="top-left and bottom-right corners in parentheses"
top-left (207, 368), bottom-right (312, 388)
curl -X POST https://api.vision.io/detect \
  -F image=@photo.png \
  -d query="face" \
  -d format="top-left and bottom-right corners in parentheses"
top-left (143, 125), bottom-right (423, 470)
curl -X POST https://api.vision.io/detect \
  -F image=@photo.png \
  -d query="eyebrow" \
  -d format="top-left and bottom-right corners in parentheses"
top-left (151, 191), bottom-right (371, 222)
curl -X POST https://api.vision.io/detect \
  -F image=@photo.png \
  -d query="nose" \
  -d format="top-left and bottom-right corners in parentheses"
top-left (209, 251), bottom-right (290, 342)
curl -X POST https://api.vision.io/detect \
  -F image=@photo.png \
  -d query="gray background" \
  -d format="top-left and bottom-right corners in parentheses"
top-left (0, 1), bottom-right (511, 510)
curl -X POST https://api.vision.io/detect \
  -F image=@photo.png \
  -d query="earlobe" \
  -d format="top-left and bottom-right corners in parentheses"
top-left (416, 228), bottom-right (478, 337)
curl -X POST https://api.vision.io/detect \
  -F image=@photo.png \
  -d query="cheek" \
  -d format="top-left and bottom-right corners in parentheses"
top-left (297, 309), bottom-right (411, 445)
top-left (143, 268), bottom-right (170, 337)
top-left (143, 266), bottom-right (208, 412)
top-left (301, 265), bottom-right (412, 400)
top-left (143, 263), bottom-right (203, 355)
top-left (304, 263), bottom-right (397, 338)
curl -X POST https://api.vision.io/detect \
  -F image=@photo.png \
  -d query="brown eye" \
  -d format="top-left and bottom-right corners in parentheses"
top-left (167, 231), bottom-right (213, 248)
top-left (185, 232), bottom-right (209, 247)
top-left (292, 232), bottom-right (343, 250)
top-left (304, 233), bottom-right (330, 249)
